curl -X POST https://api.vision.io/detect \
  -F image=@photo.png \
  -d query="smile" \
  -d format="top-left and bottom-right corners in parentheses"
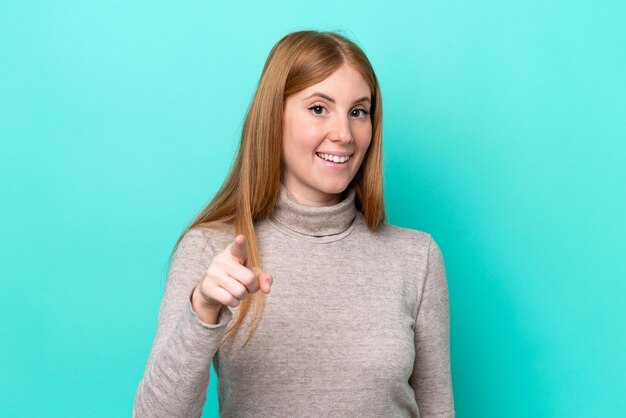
top-left (316, 152), bottom-right (351, 163)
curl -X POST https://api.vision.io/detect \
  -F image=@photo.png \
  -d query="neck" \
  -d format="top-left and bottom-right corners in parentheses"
top-left (283, 185), bottom-right (343, 207)
top-left (268, 183), bottom-right (358, 242)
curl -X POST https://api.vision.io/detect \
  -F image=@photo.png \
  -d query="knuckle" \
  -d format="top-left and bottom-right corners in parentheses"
top-left (230, 287), bottom-right (242, 299)
top-left (233, 284), bottom-right (248, 300)
top-left (242, 270), bottom-right (256, 285)
top-left (203, 270), bottom-right (219, 285)
top-left (206, 264), bottom-right (220, 277)
top-left (200, 281), bottom-right (212, 294)
top-left (214, 253), bottom-right (227, 265)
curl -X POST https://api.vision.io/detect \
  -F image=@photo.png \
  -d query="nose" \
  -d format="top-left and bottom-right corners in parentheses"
top-left (328, 114), bottom-right (353, 143)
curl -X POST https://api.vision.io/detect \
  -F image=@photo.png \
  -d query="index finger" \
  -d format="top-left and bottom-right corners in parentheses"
top-left (228, 234), bottom-right (248, 265)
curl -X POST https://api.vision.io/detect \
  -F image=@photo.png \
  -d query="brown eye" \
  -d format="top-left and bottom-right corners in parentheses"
top-left (351, 108), bottom-right (369, 118)
top-left (309, 105), bottom-right (325, 115)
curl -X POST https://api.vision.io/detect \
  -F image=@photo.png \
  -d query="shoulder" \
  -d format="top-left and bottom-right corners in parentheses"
top-left (377, 222), bottom-right (431, 242)
top-left (358, 215), bottom-right (433, 250)
top-left (354, 216), bottom-right (445, 267)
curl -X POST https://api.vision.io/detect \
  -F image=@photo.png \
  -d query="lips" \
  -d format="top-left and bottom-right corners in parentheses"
top-left (315, 152), bottom-right (352, 163)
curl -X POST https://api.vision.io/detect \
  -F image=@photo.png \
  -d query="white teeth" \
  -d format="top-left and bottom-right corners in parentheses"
top-left (317, 153), bottom-right (350, 163)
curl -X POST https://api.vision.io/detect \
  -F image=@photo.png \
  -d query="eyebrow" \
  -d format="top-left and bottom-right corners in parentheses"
top-left (304, 92), bottom-right (371, 105)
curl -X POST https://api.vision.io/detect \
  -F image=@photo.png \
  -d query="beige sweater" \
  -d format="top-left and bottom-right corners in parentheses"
top-left (133, 186), bottom-right (454, 417)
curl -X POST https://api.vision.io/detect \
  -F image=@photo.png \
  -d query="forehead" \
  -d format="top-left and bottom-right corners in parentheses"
top-left (298, 64), bottom-right (371, 99)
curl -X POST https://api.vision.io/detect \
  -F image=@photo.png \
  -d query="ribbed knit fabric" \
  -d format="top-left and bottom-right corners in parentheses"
top-left (133, 185), bottom-right (454, 417)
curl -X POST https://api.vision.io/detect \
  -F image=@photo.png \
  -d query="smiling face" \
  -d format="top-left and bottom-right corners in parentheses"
top-left (282, 64), bottom-right (373, 206)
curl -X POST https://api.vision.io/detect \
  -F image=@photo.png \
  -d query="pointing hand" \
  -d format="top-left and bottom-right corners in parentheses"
top-left (192, 235), bottom-right (272, 317)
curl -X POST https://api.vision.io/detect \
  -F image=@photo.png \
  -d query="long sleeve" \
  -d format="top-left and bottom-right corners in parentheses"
top-left (133, 228), bottom-right (234, 418)
top-left (409, 235), bottom-right (455, 417)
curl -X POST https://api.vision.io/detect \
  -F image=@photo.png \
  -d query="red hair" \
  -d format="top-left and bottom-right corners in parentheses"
top-left (174, 30), bottom-right (385, 347)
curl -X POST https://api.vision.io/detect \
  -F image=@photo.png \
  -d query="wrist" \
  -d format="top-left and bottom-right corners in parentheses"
top-left (191, 286), bottom-right (223, 324)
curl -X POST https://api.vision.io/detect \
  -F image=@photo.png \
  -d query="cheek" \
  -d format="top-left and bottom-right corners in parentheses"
top-left (287, 123), bottom-right (323, 151)
top-left (355, 123), bottom-right (373, 149)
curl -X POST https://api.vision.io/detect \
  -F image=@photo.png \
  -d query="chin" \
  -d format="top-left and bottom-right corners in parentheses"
top-left (319, 182), bottom-right (351, 195)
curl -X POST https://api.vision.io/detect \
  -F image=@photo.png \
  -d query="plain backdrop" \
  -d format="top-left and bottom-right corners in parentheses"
top-left (1, 1), bottom-right (625, 417)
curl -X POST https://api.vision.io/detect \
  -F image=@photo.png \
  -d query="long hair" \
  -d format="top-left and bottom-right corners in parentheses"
top-left (172, 30), bottom-right (385, 347)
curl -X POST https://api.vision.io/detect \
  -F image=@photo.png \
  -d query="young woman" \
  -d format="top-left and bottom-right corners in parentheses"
top-left (134, 30), bottom-right (455, 417)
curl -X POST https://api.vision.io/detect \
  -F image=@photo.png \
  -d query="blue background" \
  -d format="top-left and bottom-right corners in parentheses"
top-left (1, 1), bottom-right (625, 416)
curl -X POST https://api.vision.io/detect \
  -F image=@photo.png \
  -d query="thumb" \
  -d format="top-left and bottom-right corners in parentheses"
top-left (228, 234), bottom-right (248, 265)
top-left (259, 271), bottom-right (272, 294)
top-left (251, 267), bottom-right (272, 294)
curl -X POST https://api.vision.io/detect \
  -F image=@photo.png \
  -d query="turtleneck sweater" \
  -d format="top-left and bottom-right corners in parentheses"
top-left (133, 186), bottom-right (454, 417)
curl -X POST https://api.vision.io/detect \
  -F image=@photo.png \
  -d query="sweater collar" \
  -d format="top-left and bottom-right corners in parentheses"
top-left (269, 184), bottom-right (358, 240)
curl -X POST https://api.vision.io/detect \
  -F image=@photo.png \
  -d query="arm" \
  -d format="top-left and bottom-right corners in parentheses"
top-left (133, 228), bottom-right (234, 418)
top-left (409, 235), bottom-right (455, 417)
